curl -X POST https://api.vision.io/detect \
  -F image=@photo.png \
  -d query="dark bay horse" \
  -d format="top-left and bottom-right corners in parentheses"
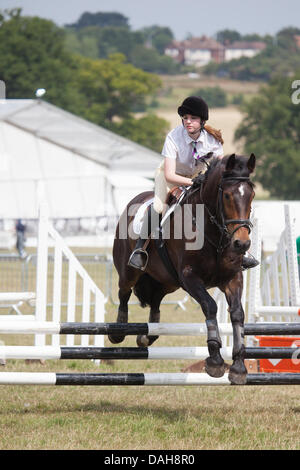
top-left (109, 153), bottom-right (256, 385)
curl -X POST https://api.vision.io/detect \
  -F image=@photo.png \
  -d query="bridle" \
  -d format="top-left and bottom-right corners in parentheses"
top-left (183, 170), bottom-right (253, 256)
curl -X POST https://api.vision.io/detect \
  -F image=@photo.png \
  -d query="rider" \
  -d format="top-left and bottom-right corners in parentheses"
top-left (128, 95), bottom-right (259, 271)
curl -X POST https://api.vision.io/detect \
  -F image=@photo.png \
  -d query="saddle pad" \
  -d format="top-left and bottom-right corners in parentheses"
top-left (132, 189), bottom-right (187, 235)
top-left (132, 198), bottom-right (154, 235)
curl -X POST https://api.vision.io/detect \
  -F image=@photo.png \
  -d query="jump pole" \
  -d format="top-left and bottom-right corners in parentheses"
top-left (0, 346), bottom-right (300, 360)
top-left (0, 372), bottom-right (300, 386)
top-left (0, 322), bottom-right (300, 336)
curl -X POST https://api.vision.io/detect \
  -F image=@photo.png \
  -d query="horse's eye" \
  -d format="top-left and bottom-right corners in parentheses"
top-left (224, 193), bottom-right (230, 200)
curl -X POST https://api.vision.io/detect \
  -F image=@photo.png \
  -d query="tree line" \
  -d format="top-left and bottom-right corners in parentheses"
top-left (0, 9), bottom-right (169, 153)
top-left (1, 9), bottom-right (300, 199)
top-left (64, 11), bottom-right (182, 75)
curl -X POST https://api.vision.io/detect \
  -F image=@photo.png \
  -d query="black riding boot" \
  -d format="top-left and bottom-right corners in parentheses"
top-left (128, 237), bottom-right (149, 270)
top-left (241, 254), bottom-right (260, 270)
top-left (128, 205), bottom-right (158, 271)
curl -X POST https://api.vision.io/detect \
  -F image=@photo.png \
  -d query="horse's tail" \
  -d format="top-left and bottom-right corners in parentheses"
top-left (133, 273), bottom-right (161, 308)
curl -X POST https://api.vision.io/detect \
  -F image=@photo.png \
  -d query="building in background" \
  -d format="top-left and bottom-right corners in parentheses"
top-left (165, 36), bottom-right (266, 67)
top-left (224, 41), bottom-right (266, 61)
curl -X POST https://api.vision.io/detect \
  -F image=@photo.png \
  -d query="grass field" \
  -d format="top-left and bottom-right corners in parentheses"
top-left (0, 297), bottom-right (300, 450)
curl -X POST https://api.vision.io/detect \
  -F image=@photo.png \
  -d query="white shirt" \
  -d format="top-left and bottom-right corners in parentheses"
top-left (161, 125), bottom-right (223, 177)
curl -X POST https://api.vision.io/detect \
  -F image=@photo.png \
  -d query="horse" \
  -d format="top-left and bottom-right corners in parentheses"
top-left (109, 153), bottom-right (256, 385)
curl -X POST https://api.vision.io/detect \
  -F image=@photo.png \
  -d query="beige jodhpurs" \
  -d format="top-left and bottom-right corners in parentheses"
top-left (153, 160), bottom-right (176, 214)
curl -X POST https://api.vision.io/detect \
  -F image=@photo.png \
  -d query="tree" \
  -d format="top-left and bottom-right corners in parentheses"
top-left (139, 26), bottom-right (174, 54)
top-left (193, 86), bottom-right (227, 107)
top-left (216, 29), bottom-right (241, 44)
top-left (276, 26), bottom-right (300, 50)
top-left (72, 53), bottom-right (168, 151)
top-left (65, 11), bottom-right (129, 30)
top-left (113, 114), bottom-right (170, 153)
top-left (0, 10), bottom-right (168, 153)
top-left (74, 53), bottom-right (162, 125)
top-left (0, 10), bottom-right (80, 109)
top-left (234, 72), bottom-right (300, 199)
top-left (131, 45), bottom-right (179, 74)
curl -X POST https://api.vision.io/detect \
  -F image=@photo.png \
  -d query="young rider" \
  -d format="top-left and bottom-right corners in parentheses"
top-left (128, 95), bottom-right (259, 271)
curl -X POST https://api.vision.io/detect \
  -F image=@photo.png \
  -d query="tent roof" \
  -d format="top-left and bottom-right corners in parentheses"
top-left (0, 99), bottom-right (161, 177)
top-left (0, 99), bottom-right (158, 219)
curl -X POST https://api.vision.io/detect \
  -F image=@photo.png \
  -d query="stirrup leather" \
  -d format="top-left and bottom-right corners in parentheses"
top-left (128, 248), bottom-right (149, 271)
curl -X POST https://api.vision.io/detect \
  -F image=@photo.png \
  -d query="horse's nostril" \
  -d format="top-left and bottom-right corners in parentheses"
top-left (233, 239), bottom-right (250, 252)
top-left (233, 239), bottom-right (242, 249)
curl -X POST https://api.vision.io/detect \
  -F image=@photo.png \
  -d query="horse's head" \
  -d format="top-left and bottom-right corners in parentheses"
top-left (220, 153), bottom-right (256, 254)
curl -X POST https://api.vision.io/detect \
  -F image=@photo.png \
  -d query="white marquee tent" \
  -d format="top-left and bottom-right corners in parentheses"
top-left (0, 99), bottom-right (160, 221)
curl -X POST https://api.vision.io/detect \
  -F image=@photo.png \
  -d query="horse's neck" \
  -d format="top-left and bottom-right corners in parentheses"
top-left (198, 170), bottom-right (221, 214)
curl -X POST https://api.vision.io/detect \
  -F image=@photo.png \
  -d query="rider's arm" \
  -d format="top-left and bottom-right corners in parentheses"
top-left (164, 157), bottom-right (192, 186)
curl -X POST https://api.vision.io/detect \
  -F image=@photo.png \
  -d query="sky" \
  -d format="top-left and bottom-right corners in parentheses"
top-left (1, 0), bottom-right (300, 39)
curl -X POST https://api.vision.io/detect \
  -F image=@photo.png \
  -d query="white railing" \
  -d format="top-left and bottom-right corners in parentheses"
top-left (257, 205), bottom-right (300, 323)
top-left (0, 203), bottom-right (106, 350)
top-left (34, 203), bottom-right (105, 347)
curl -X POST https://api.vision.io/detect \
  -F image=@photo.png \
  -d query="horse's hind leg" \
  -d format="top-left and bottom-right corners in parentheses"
top-left (136, 286), bottom-right (166, 347)
top-left (108, 286), bottom-right (132, 344)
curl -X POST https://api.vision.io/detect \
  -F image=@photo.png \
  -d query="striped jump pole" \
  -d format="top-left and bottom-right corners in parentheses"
top-left (0, 372), bottom-right (300, 386)
top-left (0, 346), bottom-right (300, 361)
top-left (0, 322), bottom-right (300, 336)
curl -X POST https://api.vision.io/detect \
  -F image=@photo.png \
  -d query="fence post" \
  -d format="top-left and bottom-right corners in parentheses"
top-left (285, 204), bottom-right (300, 306)
top-left (248, 217), bottom-right (262, 327)
top-left (35, 202), bottom-right (49, 346)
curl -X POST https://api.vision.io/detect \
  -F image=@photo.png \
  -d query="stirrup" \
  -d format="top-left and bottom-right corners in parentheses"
top-left (128, 248), bottom-right (149, 271)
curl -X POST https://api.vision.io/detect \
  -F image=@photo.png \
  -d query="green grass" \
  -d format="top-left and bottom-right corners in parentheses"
top-left (0, 241), bottom-right (298, 450)
top-left (0, 299), bottom-right (300, 450)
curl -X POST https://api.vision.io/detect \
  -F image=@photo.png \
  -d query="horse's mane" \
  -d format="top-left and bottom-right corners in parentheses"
top-left (192, 154), bottom-right (255, 189)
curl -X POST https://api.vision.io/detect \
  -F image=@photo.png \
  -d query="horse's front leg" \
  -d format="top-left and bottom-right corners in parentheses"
top-left (223, 272), bottom-right (247, 385)
top-left (108, 286), bottom-right (132, 344)
top-left (181, 271), bottom-right (226, 378)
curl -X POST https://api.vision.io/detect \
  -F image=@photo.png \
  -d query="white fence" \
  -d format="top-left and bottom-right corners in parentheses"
top-left (0, 203), bottom-right (105, 348)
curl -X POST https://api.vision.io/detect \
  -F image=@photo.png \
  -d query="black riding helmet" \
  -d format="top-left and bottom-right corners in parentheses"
top-left (178, 96), bottom-right (209, 121)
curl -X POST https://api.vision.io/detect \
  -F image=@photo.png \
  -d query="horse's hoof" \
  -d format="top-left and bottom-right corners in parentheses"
top-left (228, 370), bottom-right (247, 385)
top-left (108, 334), bottom-right (125, 344)
top-left (136, 335), bottom-right (150, 347)
top-left (136, 335), bottom-right (158, 347)
top-left (205, 357), bottom-right (226, 378)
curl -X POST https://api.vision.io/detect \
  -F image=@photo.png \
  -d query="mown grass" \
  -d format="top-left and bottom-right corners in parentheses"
top-left (0, 299), bottom-right (300, 450)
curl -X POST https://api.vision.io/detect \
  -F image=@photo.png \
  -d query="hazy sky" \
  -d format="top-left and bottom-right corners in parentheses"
top-left (1, 0), bottom-right (300, 39)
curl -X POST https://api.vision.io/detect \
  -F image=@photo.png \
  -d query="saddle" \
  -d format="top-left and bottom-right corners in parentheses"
top-left (165, 186), bottom-right (186, 208)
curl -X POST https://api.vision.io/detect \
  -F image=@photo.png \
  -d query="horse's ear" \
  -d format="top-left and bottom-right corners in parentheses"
top-left (247, 153), bottom-right (256, 173)
top-left (225, 154), bottom-right (236, 172)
